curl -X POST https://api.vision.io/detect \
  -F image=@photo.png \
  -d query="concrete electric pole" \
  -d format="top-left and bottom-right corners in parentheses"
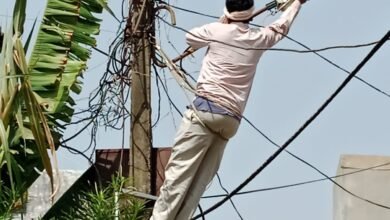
top-left (128, 0), bottom-right (155, 195)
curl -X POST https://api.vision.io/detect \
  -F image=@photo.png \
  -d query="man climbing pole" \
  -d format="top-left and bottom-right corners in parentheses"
top-left (151, 0), bottom-right (306, 219)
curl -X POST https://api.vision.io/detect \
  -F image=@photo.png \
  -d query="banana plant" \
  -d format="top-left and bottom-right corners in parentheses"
top-left (0, 0), bottom-right (105, 213)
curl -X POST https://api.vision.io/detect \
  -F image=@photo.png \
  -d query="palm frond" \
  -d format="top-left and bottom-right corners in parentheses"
top-left (29, 0), bottom-right (103, 128)
top-left (0, 0), bottom-right (104, 212)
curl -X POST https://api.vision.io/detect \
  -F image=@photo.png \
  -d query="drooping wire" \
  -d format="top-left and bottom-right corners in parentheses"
top-left (192, 31), bottom-right (390, 219)
top-left (153, 64), bottom-right (184, 117)
top-left (57, 4), bottom-right (390, 219)
top-left (216, 173), bottom-right (244, 220)
top-left (60, 143), bottom-right (103, 187)
top-left (153, 14), bottom-right (390, 219)
top-left (202, 160), bottom-right (390, 199)
top-left (197, 204), bottom-right (206, 220)
top-left (85, 18), bottom-right (389, 219)
top-left (155, 5), bottom-right (390, 101)
top-left (154, 11), bottom-right (390, 218)
top-left (60, 0), bottom-right (132, 162)
top-left (158, 16), bottom-right (381, 54)
top-left (152, 66), bottom-right (163, 128)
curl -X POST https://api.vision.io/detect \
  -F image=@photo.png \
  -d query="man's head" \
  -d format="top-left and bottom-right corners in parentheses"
top-left (223, 0), bottom-right (254, 23)
top-left (225, 0), bottom-right (254, 13)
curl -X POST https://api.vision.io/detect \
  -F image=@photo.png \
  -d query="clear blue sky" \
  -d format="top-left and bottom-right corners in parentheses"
top-left (2, 0), bottom-right (390, 219)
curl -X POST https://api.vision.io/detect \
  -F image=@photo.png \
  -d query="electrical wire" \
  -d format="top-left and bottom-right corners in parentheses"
top-left (60, 143), bottom-right (103, 187)
top-left (60, 0), bottom-right (132, 162)
top-left (216, 173), bottom-right (244, 220)
top-left (202, 161), bottom-right (390, 199)
top-left (85, 7), bottom-right (390, 219)
top-left (155, 5), bottom-right (390, 100)
top-left (154, 9), bottom-right (390, 218)
top-left (152, 66), bottom-right (163, 128)
top-left (56, 3), bottom-right (390, 219)
top-left (156, 3), bottom-right (387, 53)
top-left (153, 17), bottom-right (390, 220)
top-left (154, 65), bottom-right (184, 117)
top-left (197, 204), bottom-right (206, 220)
top-left (192, 31), bottom-right (390, 219)
top-left (157, 17), bottom-right (390, 102)
top-left (157, 16), bottom-right (381, 54)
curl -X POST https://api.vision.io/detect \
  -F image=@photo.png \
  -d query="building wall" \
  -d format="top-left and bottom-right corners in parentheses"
top-left (12, 170), bottom-right (82, 219)
top-left (334, 155), bottom-right (390, 220)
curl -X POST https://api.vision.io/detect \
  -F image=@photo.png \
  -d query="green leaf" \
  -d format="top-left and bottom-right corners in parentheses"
top-left (0, 119), bottom-right (15, 193)
top-left (24, 148), bottom-right (34, 155)
top-left (96, 0), bottom-right (120, 23)
top-left (13, 0), bottom-right (27, 36)
top-left (1, 0), bottom-right (105, 211)
top-left (21, 82), bottom-right (55, 192)
top-left (24, 17), bottom-right (37, 53)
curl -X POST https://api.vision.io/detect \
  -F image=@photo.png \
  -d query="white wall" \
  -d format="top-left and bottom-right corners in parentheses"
top-left (334, 155), bottom-right (390, 220)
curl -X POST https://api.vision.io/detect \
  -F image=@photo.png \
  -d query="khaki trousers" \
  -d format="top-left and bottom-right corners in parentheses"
top-left (150, 109), bottom-right (240, 220)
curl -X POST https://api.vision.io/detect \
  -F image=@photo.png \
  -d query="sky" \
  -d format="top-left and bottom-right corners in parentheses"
top-left (2, 0), bottom-right (390, 219)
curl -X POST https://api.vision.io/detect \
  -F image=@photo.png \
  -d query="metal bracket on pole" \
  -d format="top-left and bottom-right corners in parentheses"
top-left (123, 188), bottom-right (158, 201)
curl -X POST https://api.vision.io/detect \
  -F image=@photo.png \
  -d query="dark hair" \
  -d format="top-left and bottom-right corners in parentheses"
top-left (226, 0), bottom-right (254, 13)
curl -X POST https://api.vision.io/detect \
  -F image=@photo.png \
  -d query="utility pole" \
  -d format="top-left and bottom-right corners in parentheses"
top-left (127, 0), bottom-right (155, 195)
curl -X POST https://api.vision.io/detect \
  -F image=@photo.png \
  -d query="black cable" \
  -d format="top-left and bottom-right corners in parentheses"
top-left (152, 66), bottom-right (162, 128)
top-left (154, 65), bottom-right (184, 117)
top-left (62, 13), bottom-right (130, 158)
top-left (158, 17), bottom-right (390, 101)
top-left (157, 3), bottom-right (388, 53)
top-left (158, 16), bottom-right (381, 54)
top-left (92, 46), bottom-right (125, 64)
top-left (156, 10), bottom-right (390, 214)
top-left (57, 0), bottom-right (133, 181)
top-left (197, 204), bottom-right (206, 220)
top-left (80, 3), bottom-right (390, 218)
top-left (161, 2), bottom-right (220, 20)
top-left (156, 6), bottom-right (390, 100)
top-left (202, 161), bottom-right (390, 199)
top-left (192, 31), bottom-right (390, 219)
top-left (155, 10), bottom-right (390, 220)
top-left (156, 12), bottom-right (390, 218)
top-left (60, 116), bottom-right (97, 144)
top-left (60, 143), bottom-right (94, 165)
top-left (216, 173), bottom-right (244, 220)
top-left (60, 143), bottom-right (103, 187)
top-left (281, 34), bottom-right (390, 100)
top-left (158, 46), bottom-right (390, 216)
top-left (0, 26), bottom-right (3, 53)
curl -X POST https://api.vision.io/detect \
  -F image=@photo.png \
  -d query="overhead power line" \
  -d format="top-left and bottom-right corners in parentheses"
top-left (216, 173), bottom-right (244, 220)
top-left (154, 45), bottom-right (390, 217)
top-left (192, 31), bottom-right (390, 219)
top-left (51, 2), bottom-right (390, 219)
top-left (158, 16), bottom-right (381, 54)
top-left (156, 13), bottom-right (390, 216)
top-left (84, 6), bottom-right (390, 218)
top-left (155, 13), bottom-right (390, 218)
top-left (156, 4), bottom-right (390, 100)
top-left (202, 161), bottom-right (390, 199)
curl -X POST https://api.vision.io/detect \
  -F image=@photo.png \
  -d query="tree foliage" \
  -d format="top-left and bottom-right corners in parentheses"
top-left (0, 0), bottom-right (105, 214)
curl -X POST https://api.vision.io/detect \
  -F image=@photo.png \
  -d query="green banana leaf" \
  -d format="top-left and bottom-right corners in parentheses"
top-left (0, 0), bottom-right (108, 213)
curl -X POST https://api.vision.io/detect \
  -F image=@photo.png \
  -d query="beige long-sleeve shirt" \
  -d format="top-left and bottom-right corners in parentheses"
top-left (186, 0), bottom-right (302, 116)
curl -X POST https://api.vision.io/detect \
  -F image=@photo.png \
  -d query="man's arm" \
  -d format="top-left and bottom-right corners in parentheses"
top-left (262, 0), bottom-right (305, 47)
top-left (185, 24), bottom-right (213, 49)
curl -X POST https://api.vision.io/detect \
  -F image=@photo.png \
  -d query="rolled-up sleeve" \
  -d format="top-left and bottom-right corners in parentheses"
top-left (186, 24), bottom-right (213, 49)
top-left (262, 0), bottom-right (302, 47)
